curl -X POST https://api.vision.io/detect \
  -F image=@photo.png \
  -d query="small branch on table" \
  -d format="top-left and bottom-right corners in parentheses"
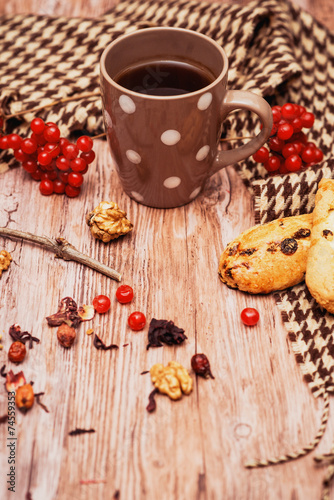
top-left (0, 227), bottom-right (121, 282)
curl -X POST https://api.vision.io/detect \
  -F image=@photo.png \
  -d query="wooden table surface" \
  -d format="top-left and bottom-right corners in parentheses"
top-left (1, 1), bottom-right (334, 500)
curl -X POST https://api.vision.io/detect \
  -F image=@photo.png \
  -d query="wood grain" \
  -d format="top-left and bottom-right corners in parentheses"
top-left (0, 1), bottom-right (334, 500)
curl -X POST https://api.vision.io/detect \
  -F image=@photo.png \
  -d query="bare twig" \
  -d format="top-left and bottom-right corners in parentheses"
top-left (3, 91), bottom-right (101, 120)
top-left (0, 227), bottom-right (121, 282)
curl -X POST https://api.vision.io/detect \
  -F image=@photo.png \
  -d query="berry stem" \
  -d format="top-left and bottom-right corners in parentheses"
top-left (92, 132), bottom-right (107, 139)
top-left (2, 91), bottom-right (101, 121)
top-left (0, 227), bottom-right (121, 282)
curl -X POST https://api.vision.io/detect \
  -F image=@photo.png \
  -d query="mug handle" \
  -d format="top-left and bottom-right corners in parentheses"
top-left (210, 89), bottom-right (273, 175)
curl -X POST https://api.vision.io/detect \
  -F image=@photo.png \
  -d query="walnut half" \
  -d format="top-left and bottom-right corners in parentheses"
top-left (0, 250), bottom-right (12, 277)
top-left (86, 201), bottom-right (133, 243)
top-left (150, 361), bottom-right (193, 400)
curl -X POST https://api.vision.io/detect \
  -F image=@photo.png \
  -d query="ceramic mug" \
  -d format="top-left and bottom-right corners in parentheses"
top-left (100, 27), bottom-right (272, 209)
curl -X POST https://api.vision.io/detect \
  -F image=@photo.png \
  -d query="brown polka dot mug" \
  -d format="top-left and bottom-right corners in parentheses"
top-left (100, 27), bottom-right (273, 209)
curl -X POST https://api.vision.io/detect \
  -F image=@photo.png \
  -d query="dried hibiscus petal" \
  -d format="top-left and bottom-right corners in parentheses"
top-left (9, 324), bottom-right (40, 349)
top-left (146, 318), bottom-right (187, 350)
top-left (46, 297), bottom-right (95, 328)
top-left (146, 388), bottom-right (159, 413)
top-left (93, 334), bottom-right (118, 351)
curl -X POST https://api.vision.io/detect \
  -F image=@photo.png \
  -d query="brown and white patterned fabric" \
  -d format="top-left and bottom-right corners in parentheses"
top-left (1, 0), bottom-right (334, 397)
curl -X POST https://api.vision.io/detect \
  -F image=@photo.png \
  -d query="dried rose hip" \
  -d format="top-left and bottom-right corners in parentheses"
top-left (16, 383), bottom-right (34, 412)
top-left (57, 324), bottom-right (76, 348)
top-left (8, 341), bottom-right (26, 363)
top-left (191, 354), bottom-right (215, 379)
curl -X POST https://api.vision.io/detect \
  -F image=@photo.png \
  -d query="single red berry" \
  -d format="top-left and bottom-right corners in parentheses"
top-left (291, 117), bottom-right (303, 133)
top-left (289, 141), bottom-right (304, 155)
top-left (39, 179), bottom-right (54, 195)
top-left (70, 157), bottom-right (87, 172)
top-left (264, 155), bottom-right (281, 172)
top-left (22, 160), bottom-right (38, 173)
top-left (63, 143), bottom-right (79, 160)
top-left (65, 184), bottom-right (81, 197)
top-left (277, 122), bottom-right (294, 140)
top-left (93, 294), bottom-right (111, 314)
top-left (116, 285), bottom-right (134, 304)
top-left (59, 171), bottom-right (69, 184)
top-left (59, 137), bottom-right (70, 152)
top-left (272, 108), bottom-right (281, 123)
top-left (80, 150), bottom-right (95, 164)
top-left (30, 118), bottom-right (45, 134)
top-left (284, 154), bottom-right (302, 172)
top-left (53, 179), bottom-right (66, 194)
top-left (269, 123), bottom-right (278, 137)
top-left (76, 135), bottom-right (93, 152)
top-left (45, 121), bottom-right (57, 127)
top-left (241, 307), bottom-right (260, 326)
top-left (56, 155), bottom-right (70, 171)
top-left (282, 143), bottom-right (297, 158)
top-left (43, 125), bottom-right (60, 143)
top-left (21, 137), bottom-right (37, 155)
top-left (313, 148), bottom-right (324, 163)
top-left (7, 133), bottom-right (22, 150)
top-left (128, 311), bottom-right (146, 331)
top-left (0, 135), bottom-right (9, 149)
top-left (302, 147), bottom-right (317, 164)
top-left (253, 147), bottom-right (269, 163)
top-left (38, 151), bottom-right (52, 166)
top-left (14, 148), bottom-right (30, 162)
top-left (301, 112), bottom-right (315, 128)
top-left (290, 131), bottom-right (308, 144)
top-left (44, 142), bottom-right (60, 158)
top-left (30, 168), bottom-right (43, 181)
top-left (68, 172), bottom-right (84, 188)
top-left (281, 102), bottom-right (298, 121)
top-left (268, 136), bottom-right (284, 152)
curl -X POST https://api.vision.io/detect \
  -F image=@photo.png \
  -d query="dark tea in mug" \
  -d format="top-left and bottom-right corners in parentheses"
top-left (114, 59), bottom-right (215, 96)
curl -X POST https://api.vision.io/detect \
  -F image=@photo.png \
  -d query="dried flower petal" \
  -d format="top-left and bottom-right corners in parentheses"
top-left (146, 318), bottom-right (187, 350)
top-left (86, 201), bottom-right (133, 242)
top-left (77, 304), bottom-right (95, 322)
top-left (146, 388), bottom-right (159, 412)
top-left (69, 428), bottom-right (95, 436)
top-left (5, 370), bottom-right (26, 392)
top-left (46, 296), bottom-right (81, 328)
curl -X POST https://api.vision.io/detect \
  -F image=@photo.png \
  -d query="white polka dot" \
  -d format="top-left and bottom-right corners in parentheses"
top-left (196, 145), bottom-right (210, 161)
top-left (104, 110), bottom-right (113, 128)
top-left (163, 176), bottom-right (181, 189)
top-left (126, 150), bottom-right (141, 164)
top-left (197, 92), bottom-right (212, 110)
top-left (131, 191), bottom-right (144, 202)
top-left (161, 130), bottom-right (181, 146)
top-left (119, 95), bottom-right (136, 114)
top-left (189, 187), bottom-right (201, 199)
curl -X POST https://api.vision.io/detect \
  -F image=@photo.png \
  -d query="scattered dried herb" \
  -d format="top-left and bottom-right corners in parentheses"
top-left (25, 492), bottom-right (33, 500)
top-left (140, 370), bottom-right (149, 375)
top-left (191, 354), bottom-right (215, 379)
top-left (9, 324), bottom-right (40, 349)
top-left (0, 364), bottom-right (7, 378)
top-left (93, 334), bottom-right (118, 351)
top-left (34, 392), bottom-right (49, 413)
top-left (69, 428), bottom-right (96, 436)
top-left (113, 490), bottom-right (120, 500)
top-left (146, 319), bottom-right (187, 350)
top-left (123, 343), bottom-right (129, 347)
top-left (0, 414), bottom-right (8, 423)
top-left (146, 388), bottom-right (159, 413)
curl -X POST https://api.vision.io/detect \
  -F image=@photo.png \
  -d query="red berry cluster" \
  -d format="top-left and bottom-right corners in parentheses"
top-left (253, 103), bottom-right (323, 174)
top-left (0, 118), bottom-right (95, 197)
